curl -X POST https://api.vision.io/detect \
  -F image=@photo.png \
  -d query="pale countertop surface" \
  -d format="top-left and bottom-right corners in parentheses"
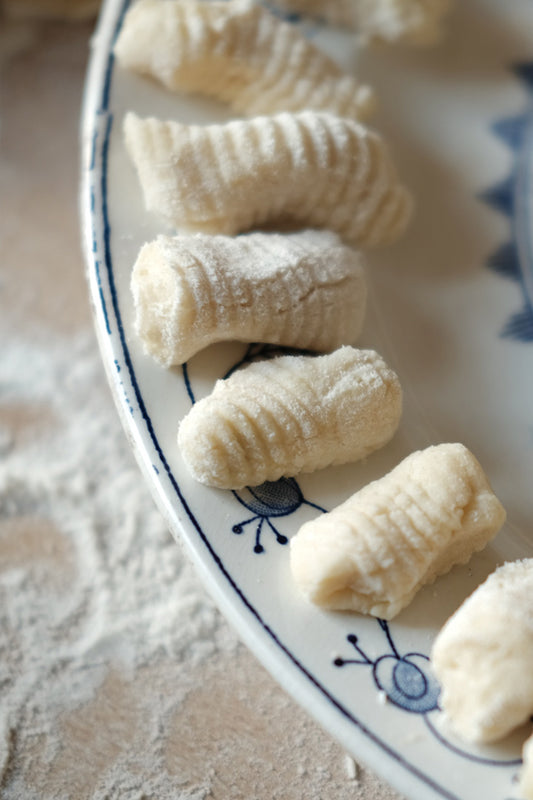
top-left (0, 11), bottom-right (404, 800)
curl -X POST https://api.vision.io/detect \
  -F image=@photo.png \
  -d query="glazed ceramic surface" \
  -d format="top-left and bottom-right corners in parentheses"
top-left (80, 2), bottom-right (533, 797)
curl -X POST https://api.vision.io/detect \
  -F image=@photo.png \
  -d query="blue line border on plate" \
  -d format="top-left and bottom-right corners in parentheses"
top-left (87, 4), bottom-right (483, 797)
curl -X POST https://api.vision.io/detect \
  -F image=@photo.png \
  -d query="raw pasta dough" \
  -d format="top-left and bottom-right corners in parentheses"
top-left (177, 347), bottom-right (402, 490)
top-left (290, 443), bottom-right (506, 619)
top-left (124, 110), bottom-right (412, 246)
top-left (519, 733), bottom-right (533, 800)
top-left (431, 559), bottom-right (533, 744)
top-left (114, 0), bottom-right (375, 120)
top-left (131, 230), bottom-right (367, 366)
top-left (268, 0), bottom-right (452, 45)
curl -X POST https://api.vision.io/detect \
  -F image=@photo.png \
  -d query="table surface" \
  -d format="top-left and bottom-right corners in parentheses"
top-left (0, 12), bottom-right (404, 800)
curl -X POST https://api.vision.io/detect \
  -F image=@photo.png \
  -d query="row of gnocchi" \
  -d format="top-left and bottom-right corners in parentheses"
top-left (115, 1), bottom-right (533, 797)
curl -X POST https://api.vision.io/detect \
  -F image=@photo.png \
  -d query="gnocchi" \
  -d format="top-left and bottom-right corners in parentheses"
top-left (114, 0), bottom-right (375, 121)
top-left (124, 110), bottom-right (413, 246)
top-left (131, 230), bottom-right (367, 366)
top-left (268, 0), bottom-right (452, 45)
top-left (519, 732), bottom-right (533, 800)
top-left (431, 559), bottom-right (533, 744)
top-left (290, 443), bottom-right (506, 619)
top-left (177, 346), bottom-right (402, 490)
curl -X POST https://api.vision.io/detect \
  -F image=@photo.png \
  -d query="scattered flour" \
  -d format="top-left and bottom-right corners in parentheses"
top-left (0, 331), bottom-right (237, 797)
top-left (0, 330), bottom-right (404, 799)
top-left (344, 754), bottom-right (359, 781)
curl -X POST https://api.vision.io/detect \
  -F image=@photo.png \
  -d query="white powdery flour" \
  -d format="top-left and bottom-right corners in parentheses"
top-left (0, 330), bottom-right (237, 797)
top-left (0, 329), bottom-right (402, 800)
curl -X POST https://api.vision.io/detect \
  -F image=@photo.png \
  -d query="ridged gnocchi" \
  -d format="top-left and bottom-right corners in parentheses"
top-left (520, 733), bottom-right (533, 800)
top-left (131, 230), bottom-right (367, 366)
top-left (290, 443), bottom-right (506, 619)
top-left (177, 347), bottom-right (402, 490)
top-left (268, 0), bottom-right (452, 45)
top-left (431, 559), bottom-right (533, 744)
top-left (114, 0), bottom-right (375, 121)
top-left (124, 110), bottom-right (412, 246)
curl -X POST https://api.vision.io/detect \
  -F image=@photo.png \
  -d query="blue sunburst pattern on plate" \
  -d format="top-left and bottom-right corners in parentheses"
top-left (182, 343), bottom-right (327, 554)
top-left (485, 64), bottom-right (533, 341)
top-left (334, 621), bottom-right (522, 769)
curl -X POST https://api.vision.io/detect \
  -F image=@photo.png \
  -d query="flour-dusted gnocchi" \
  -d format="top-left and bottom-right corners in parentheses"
top-left (290, 444), bottom-right (506, 619)
top-left (431, 559), bottom-right (533, 744)
top-left (519, 732), bottom-right (533, 800)
top-left (177, 347), bottom-right (402, 490)
top-left (114, 0), bottom-right (375, 121)
top-left (131, 230), bottom-right (367, 366)
top-left (268, 0), bottom-right (452, 45)
top-left (124, 111), bottom-right (412, 246)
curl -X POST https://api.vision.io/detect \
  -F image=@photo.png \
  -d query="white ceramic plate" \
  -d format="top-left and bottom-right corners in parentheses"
top-left (80, 2), bottom-right (533, 798)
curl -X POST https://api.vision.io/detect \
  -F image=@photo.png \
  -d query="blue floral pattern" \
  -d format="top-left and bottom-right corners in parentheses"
top-left (232, 478), bottom-right (325, 553)
top-left (485, 64), bottom-right (533, 341)
top-left (334, 620), bottom-right (522, 768)
top-left (334, 619), bottom-right (440, 714)
top-left (183, 343), bottom-right (326, 553)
